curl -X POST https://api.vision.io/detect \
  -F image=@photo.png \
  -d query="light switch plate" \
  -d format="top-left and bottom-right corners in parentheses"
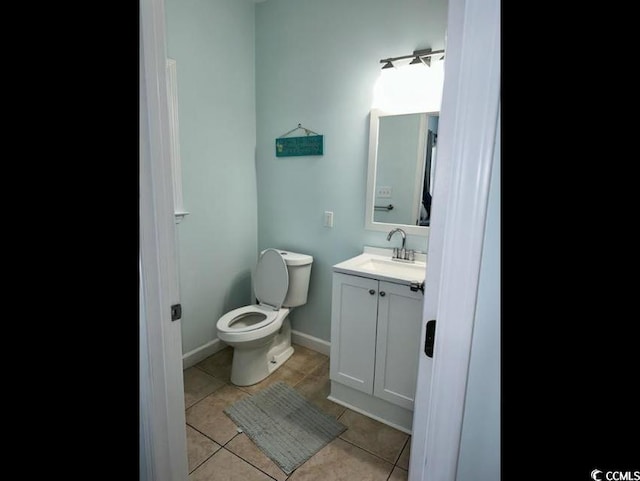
top-left (324, 211), bottom-right (334, 227)
top-left (376, 186), bottom-right (392, 198)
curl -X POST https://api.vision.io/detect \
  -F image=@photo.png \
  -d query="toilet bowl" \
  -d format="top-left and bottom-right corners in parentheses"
top-left (216, 248), bottom-right (313, 386)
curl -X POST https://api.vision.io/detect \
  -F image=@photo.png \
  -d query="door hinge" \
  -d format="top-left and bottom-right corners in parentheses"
top-left (171, 304), bottom-right (182, 321)
top-left (424, 319), bottom-right (436, 357)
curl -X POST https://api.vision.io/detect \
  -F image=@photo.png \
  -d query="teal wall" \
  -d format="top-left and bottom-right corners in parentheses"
top-left (165, 0), bottom-right (257, 353)
top-left (255, 0), bottom-right (448, 341)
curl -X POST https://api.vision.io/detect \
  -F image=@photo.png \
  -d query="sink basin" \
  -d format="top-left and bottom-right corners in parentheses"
top-left (353, 257), bottom-right (425, 280)
top-left (333, 251), bottom-right (426, 284)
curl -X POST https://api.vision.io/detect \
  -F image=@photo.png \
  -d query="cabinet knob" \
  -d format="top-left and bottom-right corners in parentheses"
top-left (369, 289), bottom-right (375, 295)
top-left (380, 291), bottom-right (386, 297)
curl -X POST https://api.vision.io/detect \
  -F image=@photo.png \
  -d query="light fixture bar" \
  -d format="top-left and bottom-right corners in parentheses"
top-left (379, 48), bottom-right (445, 65)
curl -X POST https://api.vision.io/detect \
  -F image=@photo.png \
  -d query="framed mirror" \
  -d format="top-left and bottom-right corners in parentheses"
top-left (365, 108), bottom-right (439, 236)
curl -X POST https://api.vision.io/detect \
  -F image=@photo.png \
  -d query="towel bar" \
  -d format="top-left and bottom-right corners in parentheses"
top-left (374, 204), bottom-right (394, 211)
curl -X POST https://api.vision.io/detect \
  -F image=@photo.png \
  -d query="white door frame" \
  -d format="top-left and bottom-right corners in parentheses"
top-left (140, 0), bottom-right (188, 479)
top-left (409, 0), bottom-right (500, 478)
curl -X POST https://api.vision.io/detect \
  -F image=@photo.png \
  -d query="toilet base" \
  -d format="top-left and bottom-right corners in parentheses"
top-left (229, 317), bottom-right (294, 386)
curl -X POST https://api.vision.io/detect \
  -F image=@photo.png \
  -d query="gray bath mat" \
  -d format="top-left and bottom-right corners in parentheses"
top-left (224, 381), bottom-right (347, 475)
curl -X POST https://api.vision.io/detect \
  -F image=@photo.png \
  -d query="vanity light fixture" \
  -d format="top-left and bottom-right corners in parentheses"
top-left (409, 55), bottom-right (431, 67)
top-left (380, 48), bottom-right (444, 69)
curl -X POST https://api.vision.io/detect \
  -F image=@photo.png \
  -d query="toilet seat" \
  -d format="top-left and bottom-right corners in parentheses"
top-left (217, 305), bottom-right (279, 333)
top-left (217, 305), bottom-right (290, 343)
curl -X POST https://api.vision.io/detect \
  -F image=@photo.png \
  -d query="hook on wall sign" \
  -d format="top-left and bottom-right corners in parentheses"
top-left (275, 123), bottom-right (324, 157)
top-left (279, 123), bottom-right (320, 137)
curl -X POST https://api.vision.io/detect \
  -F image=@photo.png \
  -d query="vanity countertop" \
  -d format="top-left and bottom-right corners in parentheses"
top-left (333, 246), bottom-right (427, 285)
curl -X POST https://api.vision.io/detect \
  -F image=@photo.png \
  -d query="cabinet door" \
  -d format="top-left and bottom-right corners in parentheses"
top-left (374, 280), bottom-right (424, 410)
top-left (330, 273), bottom-right (378, 395)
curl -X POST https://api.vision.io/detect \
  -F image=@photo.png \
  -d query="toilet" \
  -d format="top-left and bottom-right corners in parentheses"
top-left (216, 248), bottom-right (313, 386)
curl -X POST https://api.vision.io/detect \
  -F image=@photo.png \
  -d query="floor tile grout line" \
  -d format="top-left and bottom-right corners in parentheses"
top-left (232, 430), bottom-right (305, 481)
top-left (184, 381), bottom-right (227, 411)
top-left (291, 360), bottom-right (327, 388)
top-left (192, 363), bottom-right (220, 377)
top-left (292, 370), bottom-right (314, 388)
top-left (193, 365), bottom-right (231, 384)
top-left (187, 438), bottom-right (261, 478)
top-left (337, 408), bottom-right (410, 467)
top-left (192, 347), bottom-right (233, 378)
top-left (188, 445), bottom-right (220, 475)
top-left (185, 422), bottom-right (228, 447)
top-left (387, 465), bottom-right (409, 481)
top-left (394, 436), bottom-right (410, 466)
top-left (386, 466), bottom-right (398, 481)
top-left (292, 354), bottom-right (329, 379)
top-left (223, 432), bottom-right (319, 481)
top-left (220, 444), bottom-right (283, 481)
top-left (222, 431), bottom-right (242, 448)
top-left (184, 423), bottom-right (225, 475)
top-left (236, 383), bottom-right (256, 395)
top-left (337, 436), bottom-right (400, 467)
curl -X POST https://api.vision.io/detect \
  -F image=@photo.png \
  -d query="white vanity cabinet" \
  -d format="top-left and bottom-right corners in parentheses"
top-left (329, 269), bottom-right (424, 433)
top-left (329, 273), bottom-right (379, 394)
top-left (373, 279), bottom-right (423, 409)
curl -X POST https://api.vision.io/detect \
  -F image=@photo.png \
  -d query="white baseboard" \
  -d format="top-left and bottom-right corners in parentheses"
top-left (329, 381), bottom-right (413, 434)
top-left (291, 329), bottom-right (331, 356)
top-left (182, 338), bottom-right (227, 369)
top-left (182, 331), bottom-right (328, 369)
top-left (328, 395), bottom-right (412, 435)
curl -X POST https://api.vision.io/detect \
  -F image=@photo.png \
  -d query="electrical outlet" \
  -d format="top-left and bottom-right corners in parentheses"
top-left (324, 211), bottom-right (334, 228)
top-left (376, 186), bottom-right (392, 198)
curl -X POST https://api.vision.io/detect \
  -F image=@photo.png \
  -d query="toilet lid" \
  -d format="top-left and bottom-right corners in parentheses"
top-left (254, 248), bottom-right (289, 310)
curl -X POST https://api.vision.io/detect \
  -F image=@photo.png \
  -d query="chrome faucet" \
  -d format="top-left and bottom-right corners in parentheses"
top-left (387, 228), bottom-right (406, 249)
top-left (387, 228), bottom-right (414, 262)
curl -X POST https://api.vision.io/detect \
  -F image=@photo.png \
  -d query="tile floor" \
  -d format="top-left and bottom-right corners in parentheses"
top-left (183, 344), bottom-right (411, 481)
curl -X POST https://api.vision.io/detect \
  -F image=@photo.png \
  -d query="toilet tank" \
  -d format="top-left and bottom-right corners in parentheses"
top-left (271, 249), bottom-right (313, 307)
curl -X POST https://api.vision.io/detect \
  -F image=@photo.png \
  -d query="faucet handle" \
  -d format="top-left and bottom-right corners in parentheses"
top-left (392, 247), bottom-right (399, 259)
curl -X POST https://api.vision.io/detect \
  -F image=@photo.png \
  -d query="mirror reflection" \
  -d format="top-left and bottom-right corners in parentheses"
top-left (373, 112), bottom-right (438, 226)
top-left (368, 110), bottom-right (439, 232)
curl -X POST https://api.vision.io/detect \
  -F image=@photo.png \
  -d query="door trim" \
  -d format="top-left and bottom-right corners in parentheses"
top-left (408, 0), bottom-right (500, 478)
top-left (140, 0), bottom-right (188, 478)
